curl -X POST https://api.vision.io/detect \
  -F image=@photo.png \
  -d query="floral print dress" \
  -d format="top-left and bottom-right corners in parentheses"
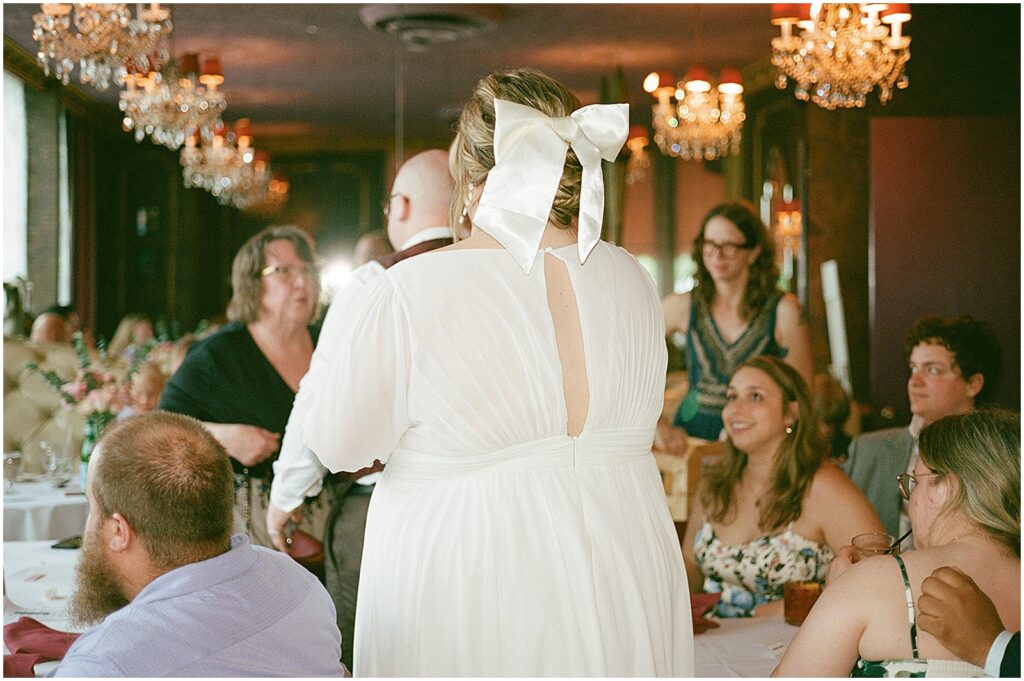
top-left (694, 519), bottom-right (834, 617)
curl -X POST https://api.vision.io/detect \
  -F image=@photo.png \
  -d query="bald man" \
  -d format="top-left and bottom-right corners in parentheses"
top-left (30, 312), bottom-right (70, 343)
top-left (352, 229), bottom-right (393, 266)
top-left (267, 149), bottom-right (453, 669)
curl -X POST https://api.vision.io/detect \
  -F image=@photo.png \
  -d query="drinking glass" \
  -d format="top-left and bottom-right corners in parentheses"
top-left (851, 532), bottom-right (898, 563)
top-left (4, 452), bottom-right (23, 490)
top-left (783, 580), bottom-right (823, 625)
top-left (41, 440), bottom-right (72, 488)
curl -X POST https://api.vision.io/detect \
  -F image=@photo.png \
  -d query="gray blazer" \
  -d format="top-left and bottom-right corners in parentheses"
top-left (842, 427), bottom-right (915, 536)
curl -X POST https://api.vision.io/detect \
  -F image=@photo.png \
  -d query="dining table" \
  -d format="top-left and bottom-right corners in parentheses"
top-left (3, 480), bottom-right (89, 542)
top-left (693, 615), bottom-right (800, 677)
top-left (3, 540), bottom-right (86, 676)
top-left (3, 536), bottom-right (800, 678)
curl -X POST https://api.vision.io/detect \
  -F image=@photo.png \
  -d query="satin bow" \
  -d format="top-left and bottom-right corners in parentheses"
top-left (473, 98), bottom-right (628, 273)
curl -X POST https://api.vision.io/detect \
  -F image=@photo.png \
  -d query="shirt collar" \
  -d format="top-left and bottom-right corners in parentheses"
top-left (132, 533), bottom-right (256, 605)
top-left (399, 226), bottom-right (452, 251)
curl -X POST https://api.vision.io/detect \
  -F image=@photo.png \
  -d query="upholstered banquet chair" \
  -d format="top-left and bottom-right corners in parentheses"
top-left (3, 337), bottom-right (85, 475)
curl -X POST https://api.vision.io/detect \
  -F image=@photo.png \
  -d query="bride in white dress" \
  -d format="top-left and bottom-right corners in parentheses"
top-left (304, 68), bottom-right (693, 677)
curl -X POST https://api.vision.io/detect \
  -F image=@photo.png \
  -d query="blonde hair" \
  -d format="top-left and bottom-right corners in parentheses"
top-left (226, 225), bottom-right (321, 324)
top-left (132, 361), bottom-right (166, 390)
top-left (448, 68), bottom-right (583, 239)
top-left (108, 313), bottom-right (151, 359)
top-left (918, 408), bottom-right (1020, 556)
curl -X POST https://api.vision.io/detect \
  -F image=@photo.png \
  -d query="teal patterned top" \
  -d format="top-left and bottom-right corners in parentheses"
top-left (694, 519), bottom-right (832, 618)
top-left (675, 290), bottom-right (787, 440)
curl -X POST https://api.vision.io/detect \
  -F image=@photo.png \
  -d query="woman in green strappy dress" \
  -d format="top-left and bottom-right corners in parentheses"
top-left (774, 409), bottom-right (1020, 677)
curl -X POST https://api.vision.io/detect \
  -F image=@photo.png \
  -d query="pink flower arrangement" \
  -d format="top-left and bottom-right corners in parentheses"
top-left (27, 338), bottom-right (130, 416)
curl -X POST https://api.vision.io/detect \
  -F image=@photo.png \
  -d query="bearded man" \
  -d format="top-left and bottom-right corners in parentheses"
top-left (54, 412), bottom-right (345, 677)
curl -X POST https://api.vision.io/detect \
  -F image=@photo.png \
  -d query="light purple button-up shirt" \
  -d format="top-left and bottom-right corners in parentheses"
top-left (52, 534), bottom-right (344, 677)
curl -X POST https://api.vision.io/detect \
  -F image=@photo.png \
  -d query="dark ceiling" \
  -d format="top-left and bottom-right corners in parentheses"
top-left (3, 3), bottom-right (778, 151)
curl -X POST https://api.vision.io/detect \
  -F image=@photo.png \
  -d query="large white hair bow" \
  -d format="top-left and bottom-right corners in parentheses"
top-left (473, 98), bottom-right (628, 273)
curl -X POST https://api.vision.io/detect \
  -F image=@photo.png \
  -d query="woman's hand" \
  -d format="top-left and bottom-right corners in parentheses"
top-left (655, 418), bottom-right (688, 457)
top-left (265, 502), bottom-right (305, 553)
top-left (203, 422), bottom-right (280, 467)
top-left (826, 544), bottom-right (856, 585)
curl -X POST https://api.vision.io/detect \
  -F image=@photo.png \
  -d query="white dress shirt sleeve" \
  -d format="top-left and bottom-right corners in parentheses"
top-left (270, 261), bottom-right (385, 512)
top-left (984, 629), bottom-right (1014, 678)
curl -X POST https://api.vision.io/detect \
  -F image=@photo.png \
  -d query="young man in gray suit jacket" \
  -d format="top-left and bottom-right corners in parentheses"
top-left (843, 315), bottom-right (1001, 539)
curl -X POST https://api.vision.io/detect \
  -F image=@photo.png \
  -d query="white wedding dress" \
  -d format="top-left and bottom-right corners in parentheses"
top-left (304, 241), bottom-right (693, 677)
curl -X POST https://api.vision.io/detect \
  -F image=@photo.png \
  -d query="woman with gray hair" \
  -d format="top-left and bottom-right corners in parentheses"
top-left (160, 225), bottom-right (327, 547)
top-left (303, 68), bottom-right (693, 676)
top-left (774, 408), bottom-right (1020, 676)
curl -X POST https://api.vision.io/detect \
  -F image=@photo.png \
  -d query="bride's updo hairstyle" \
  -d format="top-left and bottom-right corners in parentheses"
top-left (449, 68), bottom-right (583, 238)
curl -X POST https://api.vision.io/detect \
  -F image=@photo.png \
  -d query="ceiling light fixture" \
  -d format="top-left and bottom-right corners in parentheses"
top-left (119, 54), bottom-right (227, 150)
top-left (31, 2), bottom-right (173, 92)
top-left (770, 3), bottom-right (912, 109)
top-left (643, 65), bottom-right (746, 162)
top-left (180, 119), bottom-right (274, 211)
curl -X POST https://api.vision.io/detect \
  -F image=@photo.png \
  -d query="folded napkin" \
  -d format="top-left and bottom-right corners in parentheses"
top-left (690, 592), bottom-right (721, 635)
top-left (3, 616), bottom-right (79, 660)
top-left (4, 653), bottom-right (43, 677)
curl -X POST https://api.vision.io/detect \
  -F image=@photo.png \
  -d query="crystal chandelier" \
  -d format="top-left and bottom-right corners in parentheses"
top-left (32, 3), bottom-right (172, 92)
top-left (770, 3), bottom-right (912, 110)
top-left (624, 125), bottom-right (650, 185)
top-left (180, 120), bottom-right (273, 210)
top-left (242, 175), bottom-right (291, 216)
top-left (120, 54), bottom-right (227, 150)
top-left (643, 65), bottom-right (746, 161)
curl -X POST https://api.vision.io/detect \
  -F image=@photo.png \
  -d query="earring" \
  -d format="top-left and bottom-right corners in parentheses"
top-left (460, 182), bottom-right (476, 226)
top-left (785, 425), bottom-right (794, 435)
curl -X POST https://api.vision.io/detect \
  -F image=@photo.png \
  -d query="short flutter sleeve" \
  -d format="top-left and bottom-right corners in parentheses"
top-left (302, 273), bottom-right (410, 473)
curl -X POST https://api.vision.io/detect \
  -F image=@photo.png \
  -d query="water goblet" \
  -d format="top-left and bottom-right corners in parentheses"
top-left (4, 452), bottom-right (23, 490)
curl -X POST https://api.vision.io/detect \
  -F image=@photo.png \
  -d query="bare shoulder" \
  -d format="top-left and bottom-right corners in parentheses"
top-left (775, 292), bottom-right (806, 326)
top-left (662, 291), bottom-right (692, 334)
top-left (806, 461), bottom-right (860, 505)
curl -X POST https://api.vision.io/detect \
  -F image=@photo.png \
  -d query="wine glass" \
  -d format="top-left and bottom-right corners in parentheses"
top-left (3, 452), bottom-right (23, 490)
top-left (41, 440), bottom-right (71, 488)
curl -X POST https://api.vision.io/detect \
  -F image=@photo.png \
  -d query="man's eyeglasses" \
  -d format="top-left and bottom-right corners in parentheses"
top-left (260, 263), bottom-right (313, 282)
top-left (700, 239), bottom-right (751, 259)
top-left (382, 193), bottom-right (406, 219)
top-left (896, 471), bottom-right (942, 501)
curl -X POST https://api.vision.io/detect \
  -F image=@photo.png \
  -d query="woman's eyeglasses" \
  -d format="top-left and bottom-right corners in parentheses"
top-left (260, 263), bottom-right (313, 282)
top-left (896, 471), bottom-right (942, 501)
top-left (700, 239), bottom-right (751, 259)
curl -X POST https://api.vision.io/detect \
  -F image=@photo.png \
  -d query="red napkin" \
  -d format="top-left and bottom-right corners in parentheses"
top-left (4, 653), bottom-right (43, 677)
top-left (288, 529), bottom-right (326, 583)
top-left (3, 616), bottom-right (80, 660)
top-left (690, 592), bottom-right (721, 635)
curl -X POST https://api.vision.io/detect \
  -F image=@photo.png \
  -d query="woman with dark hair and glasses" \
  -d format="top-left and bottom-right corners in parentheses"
top-left (775, 408), bottom-right (1020, 676)
top-left (160, 225), bottom-right (328, 547)
top-left (662, 201), bottom-right (813, 441)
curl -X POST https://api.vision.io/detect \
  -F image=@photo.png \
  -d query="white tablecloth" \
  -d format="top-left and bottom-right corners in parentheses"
top-left (3, 540), bottom-right (85, 676)
top-left (694, 616), bottom-right (800, 677)
top-left (3, 480), bottom-right (89, 541)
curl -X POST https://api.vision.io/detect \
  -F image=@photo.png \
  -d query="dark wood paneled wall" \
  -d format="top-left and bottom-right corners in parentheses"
top-left (733, 4), bottom-right (1020, 424)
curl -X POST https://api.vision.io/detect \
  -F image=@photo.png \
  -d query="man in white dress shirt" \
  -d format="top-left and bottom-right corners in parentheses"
top-left (267, 148), bottom-right (453, 669)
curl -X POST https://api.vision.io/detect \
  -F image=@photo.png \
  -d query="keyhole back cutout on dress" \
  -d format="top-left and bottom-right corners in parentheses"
top-left (543, 251), bottom-right (590, 437)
